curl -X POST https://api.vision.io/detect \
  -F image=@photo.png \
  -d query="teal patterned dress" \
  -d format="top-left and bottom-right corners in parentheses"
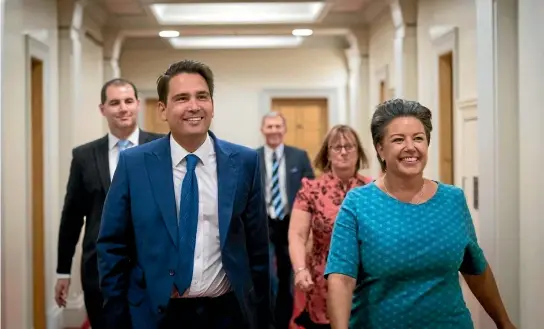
top-left (324, 182), bottom-right (486, 329)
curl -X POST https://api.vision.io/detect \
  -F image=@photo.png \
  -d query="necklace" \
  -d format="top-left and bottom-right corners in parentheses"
top-left (382, 174), bottom-right (426, 204)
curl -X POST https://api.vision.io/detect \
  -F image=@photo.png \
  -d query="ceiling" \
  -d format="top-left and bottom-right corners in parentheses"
top-left (87, 0), bottom-right (388, 50)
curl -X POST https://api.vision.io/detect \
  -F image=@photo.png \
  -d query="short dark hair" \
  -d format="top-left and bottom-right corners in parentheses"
top-left (314, 124), bottom-right (369, 173)
top-left (100, 78), bottom-right (138, 104)
top-left (156, 59), bottom-right (215, 104)
top-left (370, 98), bottom-right (433, 171)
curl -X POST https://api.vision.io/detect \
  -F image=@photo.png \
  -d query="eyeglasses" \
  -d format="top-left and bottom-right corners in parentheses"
top-left (330, 144), bottom-right (355, 153)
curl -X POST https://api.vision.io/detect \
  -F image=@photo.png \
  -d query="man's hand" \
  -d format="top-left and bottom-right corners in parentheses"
top-left (54, 278), bottom-right (71, 308)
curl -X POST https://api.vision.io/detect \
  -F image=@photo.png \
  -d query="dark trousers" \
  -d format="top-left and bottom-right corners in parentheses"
top-left (159, 292), bottom-right (246, 329)
top-left (83, 288), bottom-right (106, 329)
top-left (269, 217), bottom-right (294, 329)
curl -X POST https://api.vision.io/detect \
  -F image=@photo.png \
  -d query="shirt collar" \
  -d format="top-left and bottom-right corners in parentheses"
top-left (170, 133), bottom-right (214, 167)
top-left (108, 128), bottom-right (140, 150)
top-left (264, 143), bottom-right (284, 160)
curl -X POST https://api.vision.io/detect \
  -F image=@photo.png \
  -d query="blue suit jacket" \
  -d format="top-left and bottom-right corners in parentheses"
top-left (97, 132), bottom-right (273, 329)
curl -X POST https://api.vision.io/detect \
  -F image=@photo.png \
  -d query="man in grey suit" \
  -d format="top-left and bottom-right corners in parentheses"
top-left (257, 112), bottom-right (314, 329)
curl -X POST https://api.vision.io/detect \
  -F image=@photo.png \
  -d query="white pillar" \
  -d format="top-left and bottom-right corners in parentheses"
top-left (390, 0), bottom-right (418, 100)
top-left (518, 0), bottom-right (544, 328)
top-left (393, 24), bottom-right (418, 99)
top-left (103, 31), bottom-right (124, 81)
top-left (476, 0), bottom-right (520, 327)
top-left (346, 48), bottom-right (362, 131)
top-left (57, 0), bottom-right (88, 325)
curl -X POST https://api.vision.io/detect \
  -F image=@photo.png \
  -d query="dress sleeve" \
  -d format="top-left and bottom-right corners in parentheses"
top-left (324, 190), bottom-right (360, 279)
top-left (293, 177), bottom-right (314, 213)
top-left (458, 189), bottom-right (488, 275)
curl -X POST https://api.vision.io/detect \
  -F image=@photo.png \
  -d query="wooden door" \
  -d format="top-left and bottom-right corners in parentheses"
top-left (271, 98), bottom-right (328, 171)
top-left (144, 98), bottom-right (170, 134)
top-left (439, 52), bottom-right (454, 184)
top-left (30, 57), bottom-right (46, 329)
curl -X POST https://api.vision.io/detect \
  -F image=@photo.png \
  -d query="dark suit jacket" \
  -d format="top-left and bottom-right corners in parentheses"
top-left (256, 145), bottom-right (315, 215)
top-left (97, 132), bottom-right (272, 329)
top-left (56, 130), bottom-right (163, 291)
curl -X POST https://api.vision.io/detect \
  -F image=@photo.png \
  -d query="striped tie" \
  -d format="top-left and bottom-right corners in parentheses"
top-left (270, 152), bottom-right (284, 220)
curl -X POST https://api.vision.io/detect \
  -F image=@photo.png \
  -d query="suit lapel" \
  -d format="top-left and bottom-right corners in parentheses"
top-left (212, 132), bottom-right (238, 249)
top-left (257, 147), bottom-right (266, 184)
top-left (138, 130), bottom-right (152, 145)
top-left (283, 146), bottom-right (293, 200)
top-left (94, 135), bottom-right (111, 192)
top-left (144, 136), bottom-right (178, 247)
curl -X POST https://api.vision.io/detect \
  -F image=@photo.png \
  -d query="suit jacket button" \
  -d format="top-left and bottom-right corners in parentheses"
top-left (169, 269), bottom-right (175, 276)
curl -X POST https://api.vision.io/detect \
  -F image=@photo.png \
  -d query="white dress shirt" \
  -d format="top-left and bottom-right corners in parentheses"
top-left (264, 144), bottom-right (288, 219)
top-left (170, 133), bottom-right (231, 297)
top-left (57, 129), bottom-right (140, 279)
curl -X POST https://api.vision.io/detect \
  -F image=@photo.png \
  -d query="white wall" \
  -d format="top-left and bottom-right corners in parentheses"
top-left (1, 0), bottom-right (107, 327)
top-left (120, 48), bottom-right (349, 147)
top-left (417, 0), bottom-right (477, 103)
top-left (1, 0), bottom-right (60, 328)
top-left (366, 0), bottom-right (478, 180)
top-left (79, 34), bottom-right (106, 143)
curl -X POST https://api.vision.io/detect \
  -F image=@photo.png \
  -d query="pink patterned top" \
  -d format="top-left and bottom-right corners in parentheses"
top-left (293, 172), bottom-right (372, 324)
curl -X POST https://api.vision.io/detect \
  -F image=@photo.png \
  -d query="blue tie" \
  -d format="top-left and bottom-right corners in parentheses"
top-left (175, 154), bottom-right (200, 294)
top-left (117, 140), bottom-right (131, 161)
top-left (271, 152), bottom-right (284, 220)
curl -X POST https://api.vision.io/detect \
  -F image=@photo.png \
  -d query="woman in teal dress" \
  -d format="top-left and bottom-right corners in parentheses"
top-left (324, 99), bottom-right (515, 329)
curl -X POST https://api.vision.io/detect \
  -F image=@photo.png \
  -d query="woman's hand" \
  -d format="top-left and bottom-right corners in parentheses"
top-left (294, 268), bottom-right (314, 292)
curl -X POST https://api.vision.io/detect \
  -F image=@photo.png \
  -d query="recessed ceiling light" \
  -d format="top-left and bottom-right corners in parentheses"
top-left (292, 29), bottom-right (313, 36)
top-left (150, 2), bottom-right (327, 25)
top-left (159, 30), bottom-right (180, 38)
top-left (168, 35), bottom-right (304, 49)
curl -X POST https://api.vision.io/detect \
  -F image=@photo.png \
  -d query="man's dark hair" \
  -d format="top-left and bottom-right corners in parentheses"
top-left (156, 59), bottom-right (215, 104)
top-left (100, 78), bottom-right (139, 105)
top-left (370, 98), bottom-right (433, 171)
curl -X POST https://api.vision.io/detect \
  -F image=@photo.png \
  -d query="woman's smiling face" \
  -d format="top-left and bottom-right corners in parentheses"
top-left (377, 116), bottom-right (429, 177)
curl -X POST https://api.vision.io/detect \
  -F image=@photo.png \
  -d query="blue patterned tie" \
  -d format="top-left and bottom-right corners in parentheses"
top-left (175, 154), bottom-right (200, 294)
top-left (270, 152), bottom-right (284, 220)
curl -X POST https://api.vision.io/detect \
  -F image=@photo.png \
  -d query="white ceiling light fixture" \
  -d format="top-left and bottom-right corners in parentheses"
top-left (168, 35), bottom-right (304, 49)
top-left (292, 29), bottom-right (313, 36)
top-left (159, 30), bottom-right (180, 38)
top-left (150, 2), bottom-right (327, 25)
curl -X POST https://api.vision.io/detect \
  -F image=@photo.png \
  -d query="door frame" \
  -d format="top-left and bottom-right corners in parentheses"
top-left (25, 34), bottom-right (61, 329)
top-left (429, 26), bottom-right (461, 186)
top-left (259, 88), bottom-right (340, 143)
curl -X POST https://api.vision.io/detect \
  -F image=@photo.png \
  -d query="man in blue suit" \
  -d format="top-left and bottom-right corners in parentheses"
top-left (97, 60), bottom-right (272, 329)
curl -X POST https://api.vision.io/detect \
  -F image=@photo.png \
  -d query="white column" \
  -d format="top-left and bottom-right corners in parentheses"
top-left (346, 48), bottom-right (362, 131)
top-left (103, 32), bottom-right (124, 82)
top-left (393, 24), bottom-right (418, 99)
top-left (390, 0), bottom-right (418, 100)
top-left (476, 0), bottom-right (520, 327)
top-left (57, 1), bottom-right (87, 325)
top-left (518, 0), bottom-right (544, 328)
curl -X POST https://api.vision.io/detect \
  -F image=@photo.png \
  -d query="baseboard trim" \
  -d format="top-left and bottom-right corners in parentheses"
top-left (63, 293), bottom-right (87, 328)
top-left (47, 306), bottom-right (64, 329)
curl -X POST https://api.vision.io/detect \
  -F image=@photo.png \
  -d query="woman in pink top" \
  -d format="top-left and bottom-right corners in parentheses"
top-left (288, 125), bottom-right (372, 328)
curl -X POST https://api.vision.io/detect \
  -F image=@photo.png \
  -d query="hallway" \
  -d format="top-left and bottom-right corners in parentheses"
top-left (1, 0), bottom-right (543, 328)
